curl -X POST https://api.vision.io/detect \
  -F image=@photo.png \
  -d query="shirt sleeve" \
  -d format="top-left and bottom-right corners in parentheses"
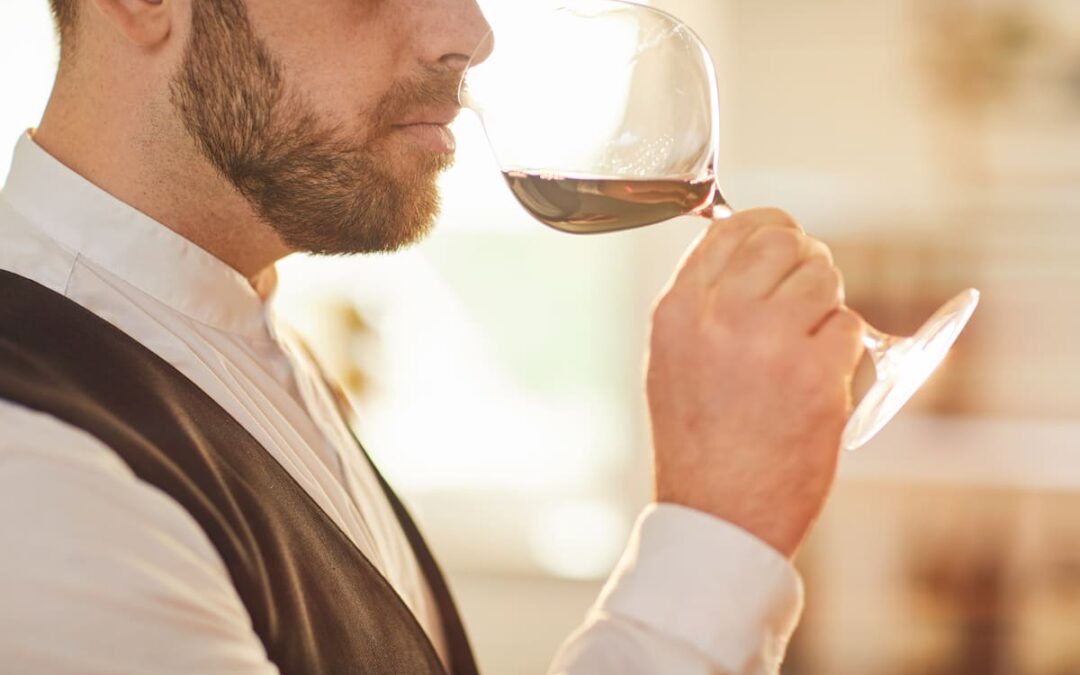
top-left (0, 400), bottom-right (281, 675)
top-left (548, 503), bottom-right (804, 675)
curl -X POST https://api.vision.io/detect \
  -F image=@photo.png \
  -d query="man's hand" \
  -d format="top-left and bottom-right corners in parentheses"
top-left (646, 208), bottom-right (864, 558)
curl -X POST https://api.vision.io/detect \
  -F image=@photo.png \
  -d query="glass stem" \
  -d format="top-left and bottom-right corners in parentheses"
top-left (862, 325), bottom-right (902, 381)
top-left (700, 180), bottom-right (733, 219)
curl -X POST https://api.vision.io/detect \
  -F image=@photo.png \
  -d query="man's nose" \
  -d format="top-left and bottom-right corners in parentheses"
top-left (422, 0), bottom-right (493, 73)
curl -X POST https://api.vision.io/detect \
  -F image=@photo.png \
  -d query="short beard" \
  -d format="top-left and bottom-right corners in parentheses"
top-left (169, 0), bottom-right (456, 255)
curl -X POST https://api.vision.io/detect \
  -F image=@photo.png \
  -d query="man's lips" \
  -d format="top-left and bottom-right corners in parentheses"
top-left (396, 106), bottom-right (460, 127)
top-left (388, 105), bottom-right (460, 153)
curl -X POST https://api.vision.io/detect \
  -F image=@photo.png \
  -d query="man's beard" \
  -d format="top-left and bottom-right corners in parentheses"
top-left (169, 1), bottom-right (458, 255)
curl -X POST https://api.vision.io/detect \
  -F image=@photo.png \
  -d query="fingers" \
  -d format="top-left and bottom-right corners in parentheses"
top-left (772, 255), bottom-right (845, 333)
top-left (814, 307), bottom-right (866, 369)
top-left (716, 225), bottom-right (812, 300)
top-left (686, 208), bottom-right (803, 287)
top-left (699, 206), bottom-right (848, 339)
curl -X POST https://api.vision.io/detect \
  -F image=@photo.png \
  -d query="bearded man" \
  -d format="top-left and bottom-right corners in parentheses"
top-left (0, 1), bottom-right (863, 673)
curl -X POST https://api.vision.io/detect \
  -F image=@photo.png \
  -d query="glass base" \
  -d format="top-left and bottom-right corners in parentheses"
top-left (841, 289), bottom-right (981, 451)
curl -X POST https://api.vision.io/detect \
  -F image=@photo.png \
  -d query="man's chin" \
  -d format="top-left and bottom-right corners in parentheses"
top-left (376, 132), bottom-right (455, 176)
top-left (283, 216), bottom-right (437, 257)
top-left (392, 157), bottom-right (455, 185)
top-left (248, 140), bottom-right (447, 256)
top-left (333, 198), bottom-right (440, 255)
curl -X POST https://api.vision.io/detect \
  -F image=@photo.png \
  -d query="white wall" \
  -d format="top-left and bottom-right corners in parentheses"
top-left (0, 1), bottom-right (57, 184)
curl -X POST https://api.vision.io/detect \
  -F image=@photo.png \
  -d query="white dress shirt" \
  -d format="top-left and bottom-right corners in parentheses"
top-left (0, 132), bottom-right (802, 674)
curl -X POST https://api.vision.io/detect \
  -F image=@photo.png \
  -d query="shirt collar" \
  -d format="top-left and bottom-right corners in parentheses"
top-left (1, 131), bottom-right (277, 340)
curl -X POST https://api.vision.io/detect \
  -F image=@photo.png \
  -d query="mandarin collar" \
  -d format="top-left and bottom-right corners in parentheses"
top-left (1, 132), bottom-right (278, 341)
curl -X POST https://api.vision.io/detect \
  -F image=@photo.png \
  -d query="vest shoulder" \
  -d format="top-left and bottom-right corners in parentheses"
top-left (0, 270), bottom-right (178, 423)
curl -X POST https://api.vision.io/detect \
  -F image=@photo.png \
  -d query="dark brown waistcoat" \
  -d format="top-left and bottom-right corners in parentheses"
top-left (0, 269), bottom-right (478, 675)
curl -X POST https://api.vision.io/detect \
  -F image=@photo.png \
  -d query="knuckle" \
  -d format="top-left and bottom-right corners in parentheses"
top-left (651, 293), bottom-right (678, 324)
top-left (832, 308), bottom-right (862, 334)
top-left (822, 309), bottom-right (864, 347)
top-left (834, 273), bottom-right (847, 304)
top-left (752, 226), bottom-right (803, 261)
top-left (705, 216), bottom-right (733, 238)
top-left (821, 265), bottom-right (843, 297)
top-left (802, 255), bottom-right (832, 277)
top-left (787, 259), bottom-right (841, 303)
top-left (805, 240), bottom-right (834, 265)
top-left (651, 290), bottom-right (692, 333)
top-left (704, 220), bottom-right (751, 253)
top-left (808, 260), bottom-right (842, 292)
top-left (807, 239), bottom-right (835, 264)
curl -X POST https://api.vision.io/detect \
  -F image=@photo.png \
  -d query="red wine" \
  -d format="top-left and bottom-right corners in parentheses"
top-left (503, 171), bottom-right (718, 234)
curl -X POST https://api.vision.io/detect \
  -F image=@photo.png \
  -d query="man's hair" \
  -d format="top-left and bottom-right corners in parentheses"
top-left (48, 0), bottom-right (78, 45)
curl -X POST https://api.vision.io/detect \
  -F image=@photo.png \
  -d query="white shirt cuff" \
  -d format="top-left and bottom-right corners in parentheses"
top-left (594, 503), bottom-right (803, 674)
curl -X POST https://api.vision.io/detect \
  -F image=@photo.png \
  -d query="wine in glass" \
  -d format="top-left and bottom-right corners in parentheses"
top-left (459, 0), bottom-right (979, 450)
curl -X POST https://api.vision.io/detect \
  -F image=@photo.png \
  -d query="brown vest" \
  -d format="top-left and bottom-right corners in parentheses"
top-left (0, 269), bottom-right (478, 675)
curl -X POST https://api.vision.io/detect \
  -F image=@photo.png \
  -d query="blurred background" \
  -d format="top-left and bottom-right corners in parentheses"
top-left (3, 0), bottom-right (1079, 672)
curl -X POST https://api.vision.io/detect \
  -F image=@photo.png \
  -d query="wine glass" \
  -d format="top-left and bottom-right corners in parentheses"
top-left (458, 0), bottom-right (979, 450)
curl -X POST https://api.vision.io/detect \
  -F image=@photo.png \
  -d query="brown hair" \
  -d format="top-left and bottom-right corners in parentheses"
top-left (48, 0), bottom-right (78, 45)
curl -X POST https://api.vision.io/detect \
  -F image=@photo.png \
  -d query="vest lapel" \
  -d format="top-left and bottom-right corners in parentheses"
top-left (305, 357), bottom-right (480, 675)
top-left (0, 270), bottom-right (477, 675)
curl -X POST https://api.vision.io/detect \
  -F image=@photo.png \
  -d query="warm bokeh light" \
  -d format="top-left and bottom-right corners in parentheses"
top-left (5, 0), bottom-right (1080, 672)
